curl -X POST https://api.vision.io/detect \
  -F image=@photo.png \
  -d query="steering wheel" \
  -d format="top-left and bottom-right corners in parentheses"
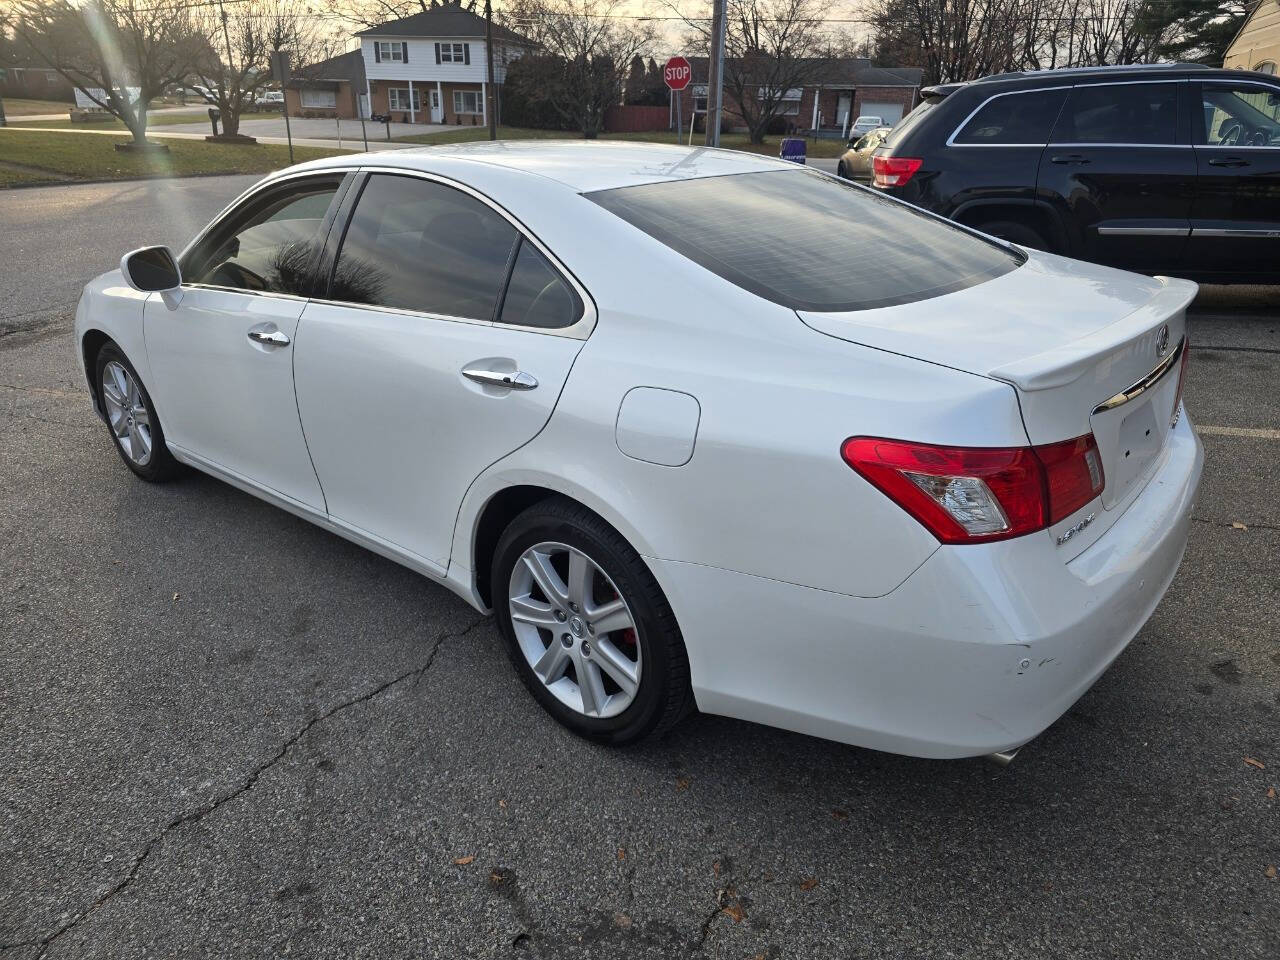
top-left (1217, 120), bottom-right (1243, 146)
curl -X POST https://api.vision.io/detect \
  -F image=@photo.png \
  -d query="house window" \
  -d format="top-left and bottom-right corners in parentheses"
top-left (759, 88), bottom-right (803, 116)
top-left (300, 88), bottom-right (337, 108)
top-left (388, 88), bottom-right (421, 112)
top-left (376, 41), bottom-right (404, 63)
top-left (454, 90), bottom-right (483, 115)
top-left (439, 42), bottom-right (467, 63)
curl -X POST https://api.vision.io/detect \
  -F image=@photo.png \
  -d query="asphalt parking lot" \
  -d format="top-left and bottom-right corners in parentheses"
top-left (1, 176), bottom-right (1277, 959)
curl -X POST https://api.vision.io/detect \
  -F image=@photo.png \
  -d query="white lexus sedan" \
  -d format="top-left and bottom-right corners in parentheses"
top-left (74, 142), bottom-right (1203, 761)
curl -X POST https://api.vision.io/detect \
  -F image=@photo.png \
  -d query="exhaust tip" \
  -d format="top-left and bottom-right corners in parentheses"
top-left (985, 748), bottom-right (1021, 768)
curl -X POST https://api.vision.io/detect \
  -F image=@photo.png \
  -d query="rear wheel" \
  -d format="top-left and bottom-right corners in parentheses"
top-left (95, 342), bottom-right (180, 482)
top-left (491, 498), bottom-right (693, 744)
top-left (974, 219), bottom-right (1052, 252)
top-left (837, 161), bottom-right (848, 180)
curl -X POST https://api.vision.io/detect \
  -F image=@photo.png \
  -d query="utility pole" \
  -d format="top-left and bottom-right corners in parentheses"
top-left (705, 0), bottom-right (726, 148)
top-left (485, 0), bottom-right (497, 140)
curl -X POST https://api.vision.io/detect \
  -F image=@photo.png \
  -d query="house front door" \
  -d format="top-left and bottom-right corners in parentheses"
top-left (836, 93), bottom-right (852, 132)
top-left (430, 89), bottom-right (442, 123)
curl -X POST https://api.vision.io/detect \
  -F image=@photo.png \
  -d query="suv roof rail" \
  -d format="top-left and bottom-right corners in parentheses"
top-left (972, 62), bottom-right (1213, 83)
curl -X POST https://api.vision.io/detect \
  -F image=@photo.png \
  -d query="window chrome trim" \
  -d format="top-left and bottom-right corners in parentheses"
top-left (178, 166), bottom-right (363, 264)
top-left (1092, 336), bottom-right (1185, 415)
top-left (174, 164), bottom-right (598, 340)
top-left (326, 166), bottom-right (597, 340)
top-left (180, 283), bottom-right (311, 302)
top-left (945, 84), bottom-right (1065, 147)
top-left (947, 78), bottom-right (1187, 149)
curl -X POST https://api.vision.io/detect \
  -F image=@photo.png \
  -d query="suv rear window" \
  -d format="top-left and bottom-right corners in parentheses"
top-left (588, 169), bottom-right (1021, 313)
top-left (953, 88), bottom-right (1067, 145)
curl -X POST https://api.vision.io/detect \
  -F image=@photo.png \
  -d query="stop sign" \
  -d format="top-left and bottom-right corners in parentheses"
top-left (664, 56), bottom-right (692, 91)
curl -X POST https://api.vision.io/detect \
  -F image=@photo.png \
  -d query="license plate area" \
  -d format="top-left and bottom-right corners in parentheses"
top-left (1110, 400), bottom-right (1161, 499)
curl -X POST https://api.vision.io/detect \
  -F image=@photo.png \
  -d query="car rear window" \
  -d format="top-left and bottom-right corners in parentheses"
top-left (953, 88), bottom-right (1068, 145)
top-left (587, 169), bottom-right (1021, 312)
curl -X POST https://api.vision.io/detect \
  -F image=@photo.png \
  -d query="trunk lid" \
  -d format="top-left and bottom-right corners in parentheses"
top-left (798, 251), bottom-right (1196, 555)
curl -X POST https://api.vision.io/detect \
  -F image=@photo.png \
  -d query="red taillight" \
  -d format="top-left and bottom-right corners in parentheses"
top-left (872, 155), bottom-right (922, 188)
top-left (841, 435), bottom-right (1105, 545)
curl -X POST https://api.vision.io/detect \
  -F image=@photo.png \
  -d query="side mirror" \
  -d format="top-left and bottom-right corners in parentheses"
top-left (121, 245), bottom-right (181, 293)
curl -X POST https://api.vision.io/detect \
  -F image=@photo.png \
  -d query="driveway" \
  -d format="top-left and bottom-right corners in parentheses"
top-left (1, 176), bottom-right (1277, 959)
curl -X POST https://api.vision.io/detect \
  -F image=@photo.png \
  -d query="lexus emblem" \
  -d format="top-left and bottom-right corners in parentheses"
top-left (1155, 324), bottom-right (1170, 358)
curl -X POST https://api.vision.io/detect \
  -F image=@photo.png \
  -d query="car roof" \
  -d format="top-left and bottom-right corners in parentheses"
top-left (296, 140), bottom-right (793, 194)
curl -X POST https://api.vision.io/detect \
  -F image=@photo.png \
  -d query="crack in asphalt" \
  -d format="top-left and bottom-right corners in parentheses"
top-left (15, 613), bottom-right (489, 959)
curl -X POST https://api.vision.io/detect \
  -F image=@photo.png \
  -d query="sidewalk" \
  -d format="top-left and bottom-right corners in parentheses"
top-left (1, 125), bottom-right (415, 153)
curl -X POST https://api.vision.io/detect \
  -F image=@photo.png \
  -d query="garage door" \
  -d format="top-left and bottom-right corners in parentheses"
top-left (860, 102), bottom-right (904, 125)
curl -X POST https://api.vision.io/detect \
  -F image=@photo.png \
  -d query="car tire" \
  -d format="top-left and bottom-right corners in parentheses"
top-left (974, 219), bottom-right (1053, 252)
top-left (491, 497), bottom-right (694, 745)
top-left (837, 161), bottom-right (848, 180)
top-left (94, 342), bottom-right (181, 482)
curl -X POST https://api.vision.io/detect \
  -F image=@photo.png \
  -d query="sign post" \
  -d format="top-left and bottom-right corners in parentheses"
top-left (271, 50), bottom-right (293, 164)
top-left (664, 56), bottom-right (690, 144)
top-left (0, 68), bottom-right (7, 127)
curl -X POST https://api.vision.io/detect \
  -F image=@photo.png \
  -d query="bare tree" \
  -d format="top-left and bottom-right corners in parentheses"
top-left (191, 0), bottom-right (337, 139)
top-left (1, 0), bottom-right (203, 146)
top-left (502, 0), bottom-right (654, 138)
top-left (667, 0), bottom-right (845, 144)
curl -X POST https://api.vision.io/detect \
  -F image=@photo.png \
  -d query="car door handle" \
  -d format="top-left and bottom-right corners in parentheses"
top-left (247, 327), bottom-right (290, 347)
top-left (1207, 157), bottom-right (1249, 167)
top-left (462, 366), bottom-right (538, 390)
top-left (1050, 154), bottom-right (1091, 165)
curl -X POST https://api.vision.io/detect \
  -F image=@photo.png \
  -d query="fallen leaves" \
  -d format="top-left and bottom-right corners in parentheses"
top-left (1265, 865), bottom-right (1277, 880)
top-left (451, 855), bottom-right (475, 866)
top-left (675, 777), bottom-right (690, 792)
top-left (1244, 757), bottom-right (1266, 770)
top-left (720, 902), bottom-right (745, 923)
top-left (171, 592), bottom-right (180, 602)
top-left (613, 912), bottom-right (632, 929)
top-left (1268, 786), bottom-right (1276, 800)
top-left (488, 868), bottom-right (513, 890)
top-left (831, 809), bottom-right (849, 821)
top-left (799, 876), bottom-right (819, 892)
top-left (617, 847), bottom-right (626, 861)
top-left (1231, 521), bottom-right (1249, 531)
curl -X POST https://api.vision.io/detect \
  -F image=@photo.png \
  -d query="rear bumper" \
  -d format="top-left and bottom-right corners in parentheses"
top-left (653, 415), bottom-right (1203, 758)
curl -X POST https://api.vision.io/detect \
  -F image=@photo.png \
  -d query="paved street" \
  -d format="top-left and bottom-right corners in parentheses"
top-left (1, 176), bottom-right (1277, 959)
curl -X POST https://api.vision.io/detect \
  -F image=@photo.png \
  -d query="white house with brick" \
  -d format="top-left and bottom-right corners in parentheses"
top-left (357, 2), bottom-right (535, 125)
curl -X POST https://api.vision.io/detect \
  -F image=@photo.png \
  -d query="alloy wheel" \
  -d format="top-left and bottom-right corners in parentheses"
top-left (508, 541), bottom-right (642, 719)
top-left (101, 360), bottom-right (153, 466)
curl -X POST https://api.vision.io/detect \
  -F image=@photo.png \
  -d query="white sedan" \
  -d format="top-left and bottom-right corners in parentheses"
top-left (74, 142), bottom-right (1203, 760)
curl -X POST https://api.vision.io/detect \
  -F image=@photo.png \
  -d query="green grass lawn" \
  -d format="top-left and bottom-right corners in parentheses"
top-left (0, 97), bottom-right (77, 116)
top-left (0, 129), bottom-right (341, 187)
top-left (393, 124), bottom-right (849, 158)
top-left (8, 111), bottom-right (212, 131)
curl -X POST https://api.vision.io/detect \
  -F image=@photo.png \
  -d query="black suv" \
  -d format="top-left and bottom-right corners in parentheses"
top-left (869, 64), bottom-right (1280, 283)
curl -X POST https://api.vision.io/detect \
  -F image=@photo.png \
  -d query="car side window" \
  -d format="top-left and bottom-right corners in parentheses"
top-left (1198, 84), bottom-right (1280, 147)
top-left (184, 179), bottom-right (342, 295)
top-left (953, 89), bottom-right (1067, 144)
top-left (1052, 83), bottom-right (1177, 145)
top-left (329, 174), bottom-right (517, 320)
top-left (498, 239), bottom-right (580, 329)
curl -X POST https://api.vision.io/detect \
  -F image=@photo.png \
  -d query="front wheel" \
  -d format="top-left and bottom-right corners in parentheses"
top-left (491, 498), bottom-right (693, 745)
top-left (95, 342), bottom-right (181, 482)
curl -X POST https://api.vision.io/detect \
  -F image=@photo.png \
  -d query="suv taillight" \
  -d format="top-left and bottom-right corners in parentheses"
top-left (840, 435), bottom-right (1105, 545)
top-left (872, 156), bottom-right (922, 188)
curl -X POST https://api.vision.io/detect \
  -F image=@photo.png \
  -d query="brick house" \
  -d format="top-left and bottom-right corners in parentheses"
top-left (673, 58), bottom-right (923, 136)
top-left (285, 49), bottom-right (366, 119)
top-left (355, 2), bottom-right (536, 125)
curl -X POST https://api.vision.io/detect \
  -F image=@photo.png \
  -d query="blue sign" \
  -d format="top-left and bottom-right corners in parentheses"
top-left (780, 137), bottom-right (807, 165)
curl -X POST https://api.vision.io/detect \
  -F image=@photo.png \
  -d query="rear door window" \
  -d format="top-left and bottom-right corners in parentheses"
top-left (589, 169), bottom-right (1021, 313)
top-left (952, 88), bottom-right (1067, 145)
top-left (330, 173), bottom-right (517, 320)
top-left (498, 239), bottom-right (581, 329)
top-left (1051, 83), bottom-right (1178, 145)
